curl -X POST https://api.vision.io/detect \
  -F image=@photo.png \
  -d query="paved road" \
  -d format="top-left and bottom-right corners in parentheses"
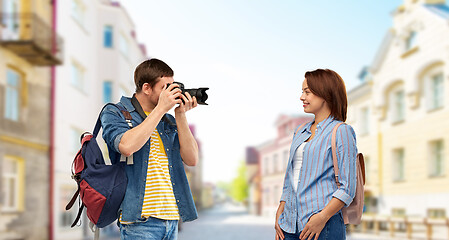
top-left (102, 203), bottom-right (439, 240)
top-left (178, 203), bottom-right (393, 240)
top-left (179, 203), bottom-right (274, 240)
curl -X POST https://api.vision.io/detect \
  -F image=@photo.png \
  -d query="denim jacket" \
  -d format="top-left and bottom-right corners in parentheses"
top-left (100, 96), bottom-right (198, 223)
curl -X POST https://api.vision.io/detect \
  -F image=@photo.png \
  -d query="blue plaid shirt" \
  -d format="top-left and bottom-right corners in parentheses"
top-left (278, 116), bottom-right (357, 233)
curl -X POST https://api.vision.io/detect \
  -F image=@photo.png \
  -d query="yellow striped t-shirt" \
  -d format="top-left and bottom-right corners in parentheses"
top-left (140, 128), bottom-right (180, 220)
top-left (120, 115), bottom-right (179, 224)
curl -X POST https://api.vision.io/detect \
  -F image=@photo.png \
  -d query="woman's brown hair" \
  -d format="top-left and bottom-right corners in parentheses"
top-left (304, 69), bottom-right (348, 122)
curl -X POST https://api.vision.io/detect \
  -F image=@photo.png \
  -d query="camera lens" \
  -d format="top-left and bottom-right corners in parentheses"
top-left (168, 82), bottom-right (209, 105)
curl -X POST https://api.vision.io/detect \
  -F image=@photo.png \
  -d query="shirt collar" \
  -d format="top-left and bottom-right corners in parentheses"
top-left (315, 115), bottom-right (334, 129)
top-left (304, 115), bottom-right (335, 133)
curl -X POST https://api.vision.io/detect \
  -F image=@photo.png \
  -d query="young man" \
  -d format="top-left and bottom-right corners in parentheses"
top-left (101, 59), bottom-right (198, 240)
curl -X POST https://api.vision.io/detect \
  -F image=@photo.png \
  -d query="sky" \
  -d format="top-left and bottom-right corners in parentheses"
top-left (117, 0), bottom-right (402, 183)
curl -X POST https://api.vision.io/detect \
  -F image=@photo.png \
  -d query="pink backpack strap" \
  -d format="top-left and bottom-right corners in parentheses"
top-left (331, 122), bottom-right (345, 186)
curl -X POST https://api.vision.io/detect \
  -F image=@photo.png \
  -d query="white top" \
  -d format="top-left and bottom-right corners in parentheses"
top-left (293, 142), bottom-right (306, 192)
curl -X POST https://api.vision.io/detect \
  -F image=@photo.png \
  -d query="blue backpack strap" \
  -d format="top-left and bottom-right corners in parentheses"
top-left (93, 103), bottom-right (133, 138)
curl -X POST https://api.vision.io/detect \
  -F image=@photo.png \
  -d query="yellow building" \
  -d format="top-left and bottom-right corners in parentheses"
top-left (0, 0), bottom-right (63, 239)
top-left (347, 0), bottom-right (449, 221)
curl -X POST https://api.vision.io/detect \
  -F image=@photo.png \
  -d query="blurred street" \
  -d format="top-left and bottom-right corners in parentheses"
top-left (179, 203), bottom-right (273, 240)
top-left (178, 203), bottom-right (401, 240)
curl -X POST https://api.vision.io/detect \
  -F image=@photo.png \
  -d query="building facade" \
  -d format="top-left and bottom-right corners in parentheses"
top-left (0, 0), bottom-right (63, 239)
top-left (256, 114), bottom-right (312, 218)
top-left (184, 125), bottom-right (204, 210)
top-left (347, 0), bottom-right (449, 220)
top-left (246, 146), bottom-right (261, 215)
top-left (53, 0), bottom-right (146, 239)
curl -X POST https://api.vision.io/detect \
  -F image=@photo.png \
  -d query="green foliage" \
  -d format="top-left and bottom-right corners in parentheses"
top-left (231, 161), bottom-right (248, 202)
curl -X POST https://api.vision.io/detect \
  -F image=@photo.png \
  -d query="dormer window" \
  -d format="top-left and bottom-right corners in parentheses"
top-left (405, 31), bottom-right (417, 51)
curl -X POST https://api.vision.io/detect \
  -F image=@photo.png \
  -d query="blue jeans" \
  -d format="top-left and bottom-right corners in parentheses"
top-left (283, 212), bottom-right (346, 240)
top-left (119, 217), bottom-right (179, 240)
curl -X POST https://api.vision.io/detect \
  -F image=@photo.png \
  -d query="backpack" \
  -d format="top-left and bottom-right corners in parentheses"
top-left (331, 122), bottom-right (365, 225)
top-left (65, 103), bottom-right (132, 231)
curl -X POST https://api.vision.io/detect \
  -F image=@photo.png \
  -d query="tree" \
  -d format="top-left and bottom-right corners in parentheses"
top-left (231, 161), bottom-right (248, 203)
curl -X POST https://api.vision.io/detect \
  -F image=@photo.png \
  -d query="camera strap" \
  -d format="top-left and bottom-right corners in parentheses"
top-left (131, 94), bottom-right (147, 120)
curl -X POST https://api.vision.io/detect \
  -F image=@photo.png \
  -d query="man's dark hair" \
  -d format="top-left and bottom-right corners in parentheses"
top-left (134, 58), bottom-right (174, 92)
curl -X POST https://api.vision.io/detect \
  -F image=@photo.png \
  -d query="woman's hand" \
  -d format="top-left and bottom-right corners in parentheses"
top-left (299, 212), bottom-right (328, 240)
top-left (275, 202), bottom-right (285, 240)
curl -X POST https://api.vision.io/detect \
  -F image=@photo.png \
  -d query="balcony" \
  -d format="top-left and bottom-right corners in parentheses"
top-left (0, 13), bottom-right (64, 66)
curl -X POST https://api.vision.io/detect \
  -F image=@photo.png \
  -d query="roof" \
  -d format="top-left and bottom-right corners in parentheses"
top-left (424, 4), bottom-right (449, 19)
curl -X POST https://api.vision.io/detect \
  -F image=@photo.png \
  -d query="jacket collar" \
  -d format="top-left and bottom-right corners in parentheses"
top-left (119, 96), bottom-right (136, 113)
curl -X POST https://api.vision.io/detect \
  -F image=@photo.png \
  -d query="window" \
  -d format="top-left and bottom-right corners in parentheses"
top-left (393, 149), bottom-right (405, 182)
top-left (273, 185), bottom-right (280, 205)
top-left (118, 33), bottom-right (129, 56)
top-left (71, 61), bottom-right (86, 93)
top-left (2, 156), bottom-right (24, 212)
top-left (429, 140), bottom-right (444, 177)
top-left (392, 90), bottom-right (405, 123)
top-left (272, 154), bottom-right (278, 173)
top-left (5, 69), bottom-right (20, 121)
top-left (103, 81), bottom-right (113, 103)
top-left (360, 107), bottom-right (370, 135)
top-left (284, 124), bottom-right (289, 136)
top-left (428, 73), bottom-right (444, 110)
top-left (428, 209), bottom-right (446, 219)
top-left (283, 150), bottom-right (289, 171)
top-left (2, 0), bottom-right (19, 38)
top-left (72, 0), bottom-right (86, 27)
top-left (263, 188), bottom-right (270, 205)
top-left (264, 157), bottom-right (269, 175)
top-left (405, 31), bottom-right (417, 51)
top-left (103, 25), bottom-right (113, 48)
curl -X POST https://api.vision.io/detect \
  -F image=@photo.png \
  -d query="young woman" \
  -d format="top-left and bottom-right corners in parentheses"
top-left (274, 69), bottom-right (358, 240)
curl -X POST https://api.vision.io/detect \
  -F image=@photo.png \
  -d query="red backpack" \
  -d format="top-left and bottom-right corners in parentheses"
top-left (331, 122), bottom-right (365, 225)
top-left (65, 103), bottom-right (132, 231)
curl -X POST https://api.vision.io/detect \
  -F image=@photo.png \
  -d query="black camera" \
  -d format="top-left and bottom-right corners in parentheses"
top-left (167, 82), bottom-right (209, 105)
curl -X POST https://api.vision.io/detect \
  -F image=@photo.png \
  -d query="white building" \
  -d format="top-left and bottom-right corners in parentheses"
top-left (347, 0), bottom-right (449, 220)
top-left (54, 0), bottom-right (146, 239)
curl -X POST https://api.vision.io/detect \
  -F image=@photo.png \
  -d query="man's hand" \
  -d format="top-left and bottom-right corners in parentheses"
top-left (175, 91), bottom-right (198, 114)
top-left (157, 83), bottom-right (183, 113)
top-left (299, 212), bottom-right (327, 240)
top-left (275, 202), bottom-right (285, 240)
